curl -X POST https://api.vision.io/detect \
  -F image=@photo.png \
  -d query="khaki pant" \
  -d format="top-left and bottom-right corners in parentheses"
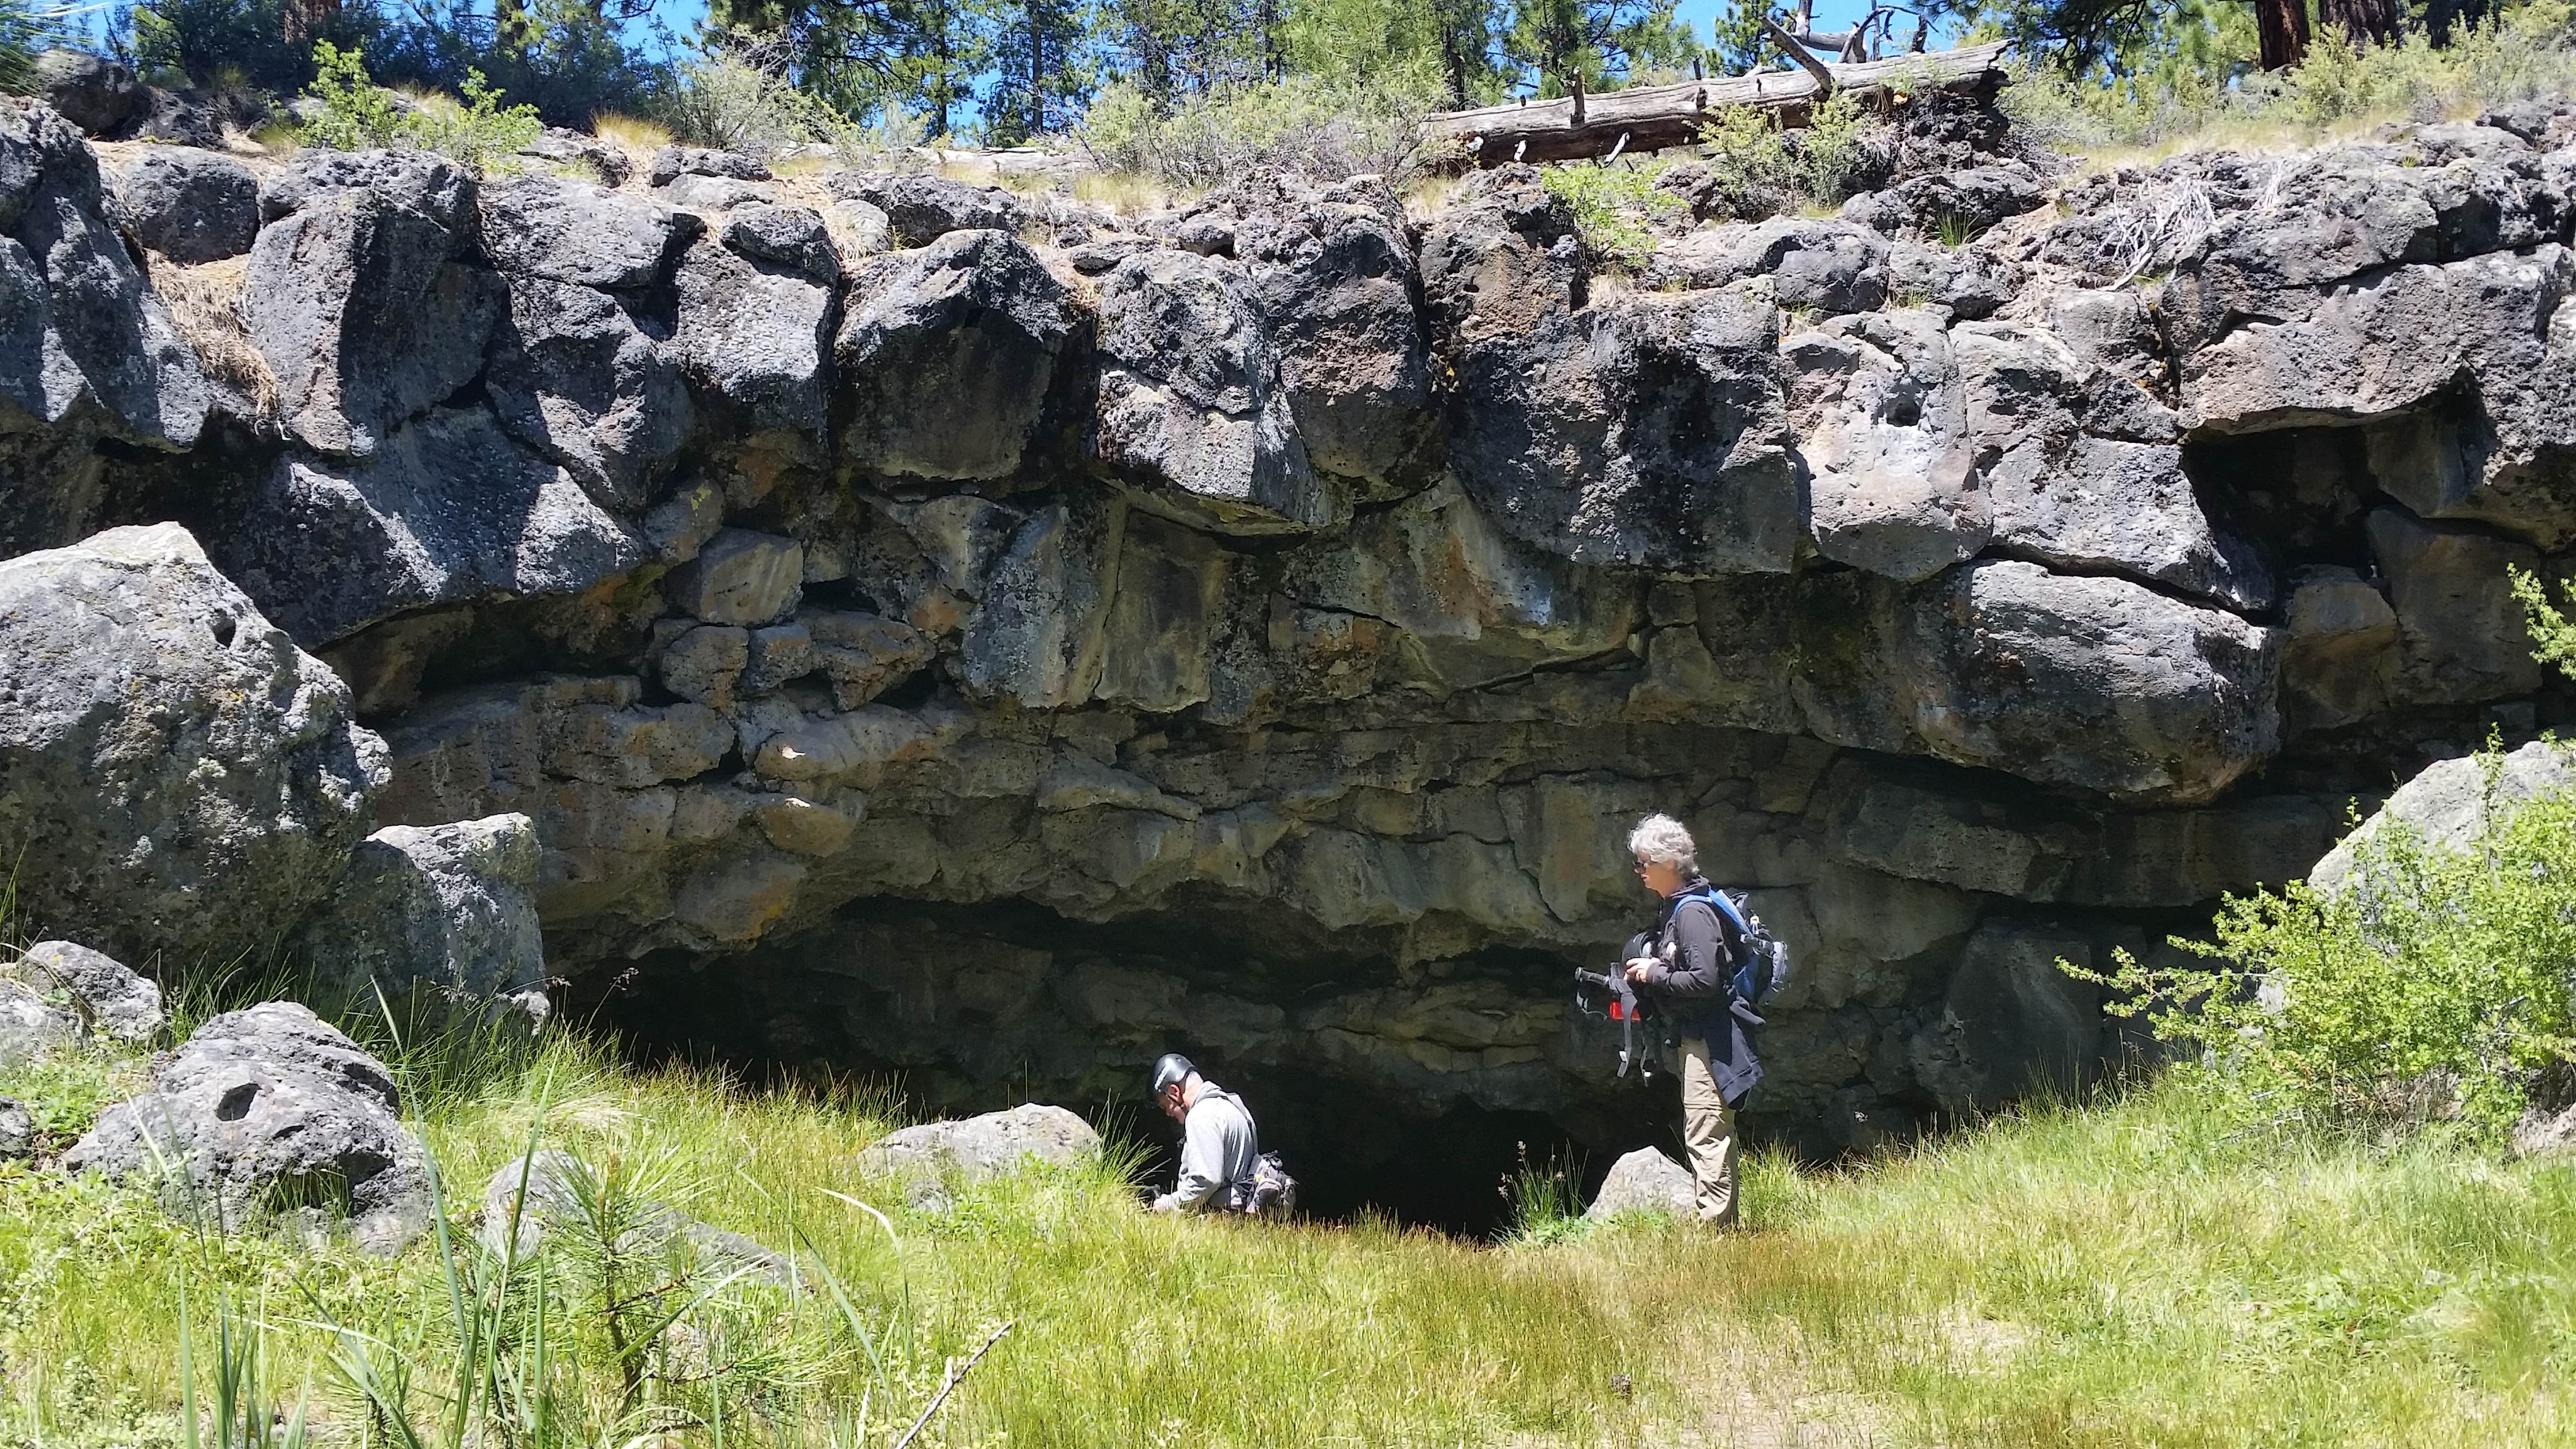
top-left (1678, 1036), bottom-right (1741, 1228)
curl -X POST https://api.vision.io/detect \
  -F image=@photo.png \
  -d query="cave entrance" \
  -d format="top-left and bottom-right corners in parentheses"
top-left (587, 907), bottom-right (1661, 1239)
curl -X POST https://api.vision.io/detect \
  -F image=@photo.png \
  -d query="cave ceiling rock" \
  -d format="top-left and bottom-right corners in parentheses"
top-left (1418, 166), bottom-right (1800, 578)
top-left (671, 199), bottom-right (838, 487)
top-left (1953, 319), bottom-right (2271, 611)
top-left (1192, 171), bottom-right (1438, 495)
top-left (1893, 560), bottom-right (2281, 805)
top-left (839, 491), bottom-right (1029, 640)
top-left (0, 523), bottom-right (386, 969)
top-left (375, 676), bottom-right (728, 922)
top-left (1276, 477), bottom-right (1643, 691)
top-left (2279, 564), bottom-right (2402, 732)
top-left (2363, 506), bottom-right (2546, 706)
top-left (957, 487), bottom-right (1127, 708)
top-left (1783, 307), bottom-right (1986, 583)
top-left (1908, 919), bottom-right (2102, 1116)
top-left (481, 175), bottom-right (700, 512)
top-left (198, 406), bottom-right (651, 646)
top-left (0, 103), bottom-right (211, 554)
top-left (837, 228), bottom-right (1074, 483)
top-left (245, 149), bottom-right (500, 462)
top-left (1095, 247), bottom-right (1340, 533)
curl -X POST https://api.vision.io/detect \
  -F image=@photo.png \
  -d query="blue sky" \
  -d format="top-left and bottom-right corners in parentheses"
top-left (633, 0), bottom-right (1941, 70)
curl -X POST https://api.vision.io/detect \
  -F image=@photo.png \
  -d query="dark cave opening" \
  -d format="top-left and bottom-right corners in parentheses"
top-left (580, 896), bottom-right (1683, 1239)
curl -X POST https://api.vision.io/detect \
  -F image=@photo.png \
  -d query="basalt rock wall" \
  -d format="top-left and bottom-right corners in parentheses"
top-left (11, 97), bottom-right (2576, 1217)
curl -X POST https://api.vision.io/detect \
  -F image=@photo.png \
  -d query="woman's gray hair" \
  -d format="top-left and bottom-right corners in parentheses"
top-left (1626, 813), bottom-right (1698, 874)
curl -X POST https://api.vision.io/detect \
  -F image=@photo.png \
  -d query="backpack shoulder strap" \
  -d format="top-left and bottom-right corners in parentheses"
top-left (1679, 886), bottom-right (1752, 940)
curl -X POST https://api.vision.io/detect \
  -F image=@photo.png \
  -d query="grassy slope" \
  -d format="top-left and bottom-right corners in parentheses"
top-left (0, 1032), bottom-right (2569, 1449)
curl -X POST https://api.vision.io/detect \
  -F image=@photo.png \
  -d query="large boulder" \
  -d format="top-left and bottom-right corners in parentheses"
top-left (1909, 922), bottom-right (2102, 1114)
top-left (243, 150), bottom-right (502, 460)
top-left (114, 147), bottom-right (260, 263)
top-left (11, 940), bottom-right (162, 1042)
top-left (1784, 309), bottom-right (1985, 582)
top-left (1893, 561), bottom-right (2282, 805)
top-left (1424, 172), bottom-right (1798, 576)
top-left (855, 1103), bottom-right (1101, 1181)
top-left (2310, 739), bottom-right (2576, 894)
top-left (481, 176), bottom-right (700, 509)
top-left (33, 51), bottom-right (144, 136)
top-left (1582, 1146), bottom-right (1695, 1220)
top-left (0, 103), bottom-right (213, 553)
top-left (672, 204), bottom-right (838, 436)
top-left (201, 406), bottom-right (650, 645)
top-left (1094, 248), bottom-right (1335, 532)
top-left (0, 524), bottom-right (386, 968)
top-left (837, 229), bottom-right (1075, 482)
top-left (291, 813), bottom-right (547, 1019)
top-left (65, 1002), bottom-right (432, 1254)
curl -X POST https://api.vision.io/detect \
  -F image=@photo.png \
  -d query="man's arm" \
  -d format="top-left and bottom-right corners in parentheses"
top-left (1155, 1105), bottom-right (1230, 1212)
top-left (1645, 901), bottom-right (1733, 999)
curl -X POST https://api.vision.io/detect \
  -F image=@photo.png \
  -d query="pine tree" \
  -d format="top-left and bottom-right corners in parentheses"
top-left (977, 0), bottom-right (1087, 141)
top-left (1503, 0), bottom-right (1690, 96)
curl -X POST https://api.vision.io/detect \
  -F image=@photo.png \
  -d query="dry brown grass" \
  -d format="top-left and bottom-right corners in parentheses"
top-left (150, 254), bottom-right (276, 418)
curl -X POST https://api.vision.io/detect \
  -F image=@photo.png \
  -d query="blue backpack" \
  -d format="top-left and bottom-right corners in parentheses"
top-left (1676, 886), bottom-right (1793, 1009)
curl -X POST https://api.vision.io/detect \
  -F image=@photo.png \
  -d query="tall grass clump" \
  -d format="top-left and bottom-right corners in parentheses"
top-left (1079, 71), bottom-right (1439, 186)
top-left (2009, 0), bottom-right (2576, 156)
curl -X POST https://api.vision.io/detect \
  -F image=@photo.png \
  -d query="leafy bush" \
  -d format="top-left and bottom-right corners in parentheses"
top-left (2069, 752), bottom-right (2576, 1135)
top-left (1693, 88), bottom-right (1888, 219)
top-left (300, 40), bottom-right (541, 177)
top-left (660, 52), bottom-right (920, 166)
top-left (119, 0), bottom-right (362, 93)
top-left (1079, 71), bottom-right (1439, 186)
top-left (1541, 161), bottom-right (1682, 271)
top-left (2007, 0), bottom-right (2576, 154)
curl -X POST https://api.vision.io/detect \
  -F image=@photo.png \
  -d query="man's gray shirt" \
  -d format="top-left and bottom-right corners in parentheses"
top-left (1171, 1084), bottom-right (1259, 1211)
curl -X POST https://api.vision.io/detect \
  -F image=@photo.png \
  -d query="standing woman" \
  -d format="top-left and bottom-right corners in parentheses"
top-left (1621, 813), bottom-right (1762, 1227)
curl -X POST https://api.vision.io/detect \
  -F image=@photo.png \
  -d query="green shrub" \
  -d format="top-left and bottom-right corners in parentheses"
top-left (300, 40), bottom-right (541, 177)
top-left (2068, 752), bottom-right (2576, 1134)
top-left (1540, 160), bottom-right (1683, 271)
top-left (1078, 71), bottom-right (1439, 186)
top-left (659, 52), bottom-right (920, 167)
top-left (1692, 88), bottom-right (1886, 221)
top-left (2006, 0), bottom-right (2576, 154)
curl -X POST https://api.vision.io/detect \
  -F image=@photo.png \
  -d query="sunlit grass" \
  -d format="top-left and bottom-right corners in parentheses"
top-left (0, 1028), bottom-right (2570, 1448)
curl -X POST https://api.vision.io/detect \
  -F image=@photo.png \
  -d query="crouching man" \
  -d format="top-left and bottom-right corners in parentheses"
top-left (1624, 813), bottom-right (1762, 1228)
top-left (1147, 1052), bottom-right (1260, 1214)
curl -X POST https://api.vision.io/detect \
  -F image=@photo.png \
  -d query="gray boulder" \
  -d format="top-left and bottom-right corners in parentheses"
top-left (1884, 561), bottom-right (2281, 805)
top-left (65, 1002), bottom-right (432, 1254)
top-left (1095, 249), bottom-right (1334, 532)
top-left (1840, 165), bottom-right (2043, 239)
top-left (244, 150), bottom-right (502, 459)
top-left (481, 1148), bottom-right (793, 1283)
top-left (648, 145), bottom-right (770, 188)
top-left (1583, 1146), bottom-right (1695, 1220)
top-left (0, 1098), bottom-right (29, 1158)
top-left (1910, 922), bottom-right (2102, 1114)
top-left (203, 406), bottom-right (648, 645)
top-left (722, 203), bottom-right (839, 278)
top-left (1785, 309), bottom-right (1985, 582)
top-left (0, 981), bottom-right (80, 1067)
top-left (13, 940), bottom-right (162, 1042)
top-left (672, 218), bottom-right (836, 435)
top-left (0, 524), bottom-right (386, 969)
top-left (671, 528), bottom-right (804, 626)
top-left (1193, 173), bottom-right (1434, 493)
top-left (838, 229), bottom-right (1074, 481)
top-left (1650, 217), bottom-right (1891, 315)
top-left (34, 51), bottom-right (144, 136)
top-left (115, 147), bottom-right (259, 263)
top-left (2310, 739), bottom-right (2576, 895)
top-left (0, 103), bottom-right (213, 553)
top-left (830, 171), bottom-right (1025, 246)
top-left (515, 128), bottom-right (631, 187)
top-left (2365, 507), bottom-right (2545, 707)
top-left (480, 177), bottom-right (699, 509)
top-left (855, 1103), bottom-right (1100, 1181)
top-left (292, 813), bottom-right (547, 1019)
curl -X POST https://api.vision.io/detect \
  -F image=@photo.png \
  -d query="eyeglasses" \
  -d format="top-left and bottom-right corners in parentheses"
top-left (1633, 859), bottom-right (1654, 874)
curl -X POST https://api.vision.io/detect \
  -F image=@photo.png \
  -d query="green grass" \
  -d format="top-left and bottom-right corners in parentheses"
top-left (0, 1028), bottom-right (2571, 1449)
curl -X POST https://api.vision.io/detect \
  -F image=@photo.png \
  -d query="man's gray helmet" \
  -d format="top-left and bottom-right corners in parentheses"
top-left (1149, 1053), bottom-right (1194, 1098)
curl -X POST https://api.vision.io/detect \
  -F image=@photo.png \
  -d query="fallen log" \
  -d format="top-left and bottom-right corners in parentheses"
top-left (1419, 39), bottom-right (2012, 167)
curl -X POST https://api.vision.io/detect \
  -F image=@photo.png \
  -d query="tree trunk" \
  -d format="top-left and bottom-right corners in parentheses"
top-left (2256, 0), bottom-right (2310, 70)
top-left (2319, 0), bottom-right (2401, 46)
